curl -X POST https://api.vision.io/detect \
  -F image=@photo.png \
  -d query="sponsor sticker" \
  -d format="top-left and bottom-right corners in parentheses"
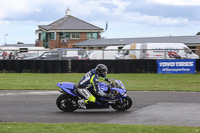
top-left (157, 59), bottom-right (196, 74)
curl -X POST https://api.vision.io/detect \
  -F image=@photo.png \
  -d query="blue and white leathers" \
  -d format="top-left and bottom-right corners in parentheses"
top-left (78, 69), bottom-right (106, 97)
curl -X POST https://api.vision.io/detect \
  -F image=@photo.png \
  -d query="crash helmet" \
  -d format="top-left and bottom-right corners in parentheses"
top-left (95, 64), bottom-right (108, 77)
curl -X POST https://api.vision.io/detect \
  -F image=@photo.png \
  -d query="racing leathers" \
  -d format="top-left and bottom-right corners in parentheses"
top-left (78, 69), bottom-right (110, 104)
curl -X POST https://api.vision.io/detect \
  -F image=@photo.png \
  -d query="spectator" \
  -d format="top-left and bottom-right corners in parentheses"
top-left (2, 52), bottom-right (8, 60)
top-left (9, 51), bottom-right (14, 60)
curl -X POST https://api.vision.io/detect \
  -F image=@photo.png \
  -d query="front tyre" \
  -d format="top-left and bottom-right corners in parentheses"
top-left (56, 94), bottom-right (78, 112)
top-left (111, 96), bottom-right (132, 111)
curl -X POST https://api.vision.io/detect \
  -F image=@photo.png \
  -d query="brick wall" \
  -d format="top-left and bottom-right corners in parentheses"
top-left (58, 32), bottom-right (88, 48)
top-left (36, 32), bottom-right (101, 49)
top-left (49, 40), bottom-right (56, 49)
top-left (195, 46), bottom-right (200, 57)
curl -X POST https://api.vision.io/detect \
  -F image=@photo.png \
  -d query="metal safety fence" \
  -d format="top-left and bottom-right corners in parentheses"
top-left (0, 48), bottom-right (200, 60)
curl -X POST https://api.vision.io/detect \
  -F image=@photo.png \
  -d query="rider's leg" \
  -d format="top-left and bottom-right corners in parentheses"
top-left (78, 88), bottom-right (96, 103)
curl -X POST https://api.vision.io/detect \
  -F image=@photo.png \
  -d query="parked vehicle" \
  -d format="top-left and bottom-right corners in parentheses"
top-left (17, 52), bottom-right (37, 60)
top-left (27, 51), bottom-right (79, 60)
top-left (0, 47), bottom-right (49, 60)
top-left (56, 79), bottom-right (132, 112)
top-left (115, 43), bottom-right (199, 59)
top-left (0, 51), bottom-right (3, 60)
top-left (83, 46), bottom-right (119, 60)
top-left (53, 48), bottom-right (86, 59)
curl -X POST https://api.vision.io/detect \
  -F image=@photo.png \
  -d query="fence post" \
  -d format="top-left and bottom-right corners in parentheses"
top-left (37, 51), bottom-right (39, 60)
top-left (59, 50), bottom-right (61, 60)
top-left (103, 49), bottom-right (104, 59)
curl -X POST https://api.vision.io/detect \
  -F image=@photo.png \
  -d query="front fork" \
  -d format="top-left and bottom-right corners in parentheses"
top-left (118, 94), bottom-right (128, 104)
top-left (118, 97), bottom-right (123, 104)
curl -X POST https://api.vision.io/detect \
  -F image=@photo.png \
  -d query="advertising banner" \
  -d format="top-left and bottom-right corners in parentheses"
top-left (157, 59), bottom-right (196, 74)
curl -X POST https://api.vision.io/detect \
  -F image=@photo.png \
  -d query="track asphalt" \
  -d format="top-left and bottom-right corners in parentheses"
top-left (0, 90), bottom-right (200, 127)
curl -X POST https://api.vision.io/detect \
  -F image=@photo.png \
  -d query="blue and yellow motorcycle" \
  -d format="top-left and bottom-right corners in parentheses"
top-left (56, 79), bottom-right (132, 112)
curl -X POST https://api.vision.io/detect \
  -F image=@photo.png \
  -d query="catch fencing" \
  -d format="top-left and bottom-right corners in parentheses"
top-left (0, 59), bottom-right (200, 73)
top-left (0, 48), bottom-right (200, 60)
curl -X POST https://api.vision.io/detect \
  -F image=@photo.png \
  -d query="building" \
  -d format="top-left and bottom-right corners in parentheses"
top-left (74, 35), bottom-right (200, 55)
top-left (35, 9), bottom-right (104, 49)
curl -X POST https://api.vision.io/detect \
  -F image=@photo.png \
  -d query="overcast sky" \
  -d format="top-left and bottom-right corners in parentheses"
top-left (0, 0), bottom-right (200, 44)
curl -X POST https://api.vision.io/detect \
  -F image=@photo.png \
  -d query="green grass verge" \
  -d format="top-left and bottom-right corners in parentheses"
top-left (0, 123), bottom-right (199, 133)
top-left (0, 73), bottom-right (200, 91)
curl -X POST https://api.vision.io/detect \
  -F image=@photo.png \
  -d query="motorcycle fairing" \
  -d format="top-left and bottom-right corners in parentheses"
top-left (57, 82), bottom-right (77, 97)
top-left (57, 80), bottom-right (127, 98)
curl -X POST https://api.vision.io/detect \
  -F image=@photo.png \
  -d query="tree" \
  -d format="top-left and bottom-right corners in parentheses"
top-left (17, 42), bottom-right (24, 44)
top-left (196, 32), bottom-right (200, 35)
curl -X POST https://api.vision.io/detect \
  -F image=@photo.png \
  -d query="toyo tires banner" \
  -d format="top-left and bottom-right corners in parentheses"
top-left (157, 59), bottom-right (196, 74)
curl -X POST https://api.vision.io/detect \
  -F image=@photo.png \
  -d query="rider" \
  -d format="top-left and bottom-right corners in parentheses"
top-left (77, 64), bottom-right (113, 109)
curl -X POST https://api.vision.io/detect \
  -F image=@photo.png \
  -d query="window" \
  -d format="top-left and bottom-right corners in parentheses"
top-left (50, 32), bottom-right (55, 40)
top-left (184, 47), bottom-right (192, 54)
top-left (124, 50), bottom-right (129, 55)
top-left (39, 33), bottom-right (42, 40)
top-left (42, 31), bottom-right (46, 41)
top-left (87, 33), bottom-right (98, 39)
top-left (41, 53), bottom-right (52, 58)
top-left (188, 46), bottom-right (196, 53)
top-left (59, 32), bottom-right (81, 39)
top-left (59, 33), bottom-right (64, 38)
top-left (71, 33), bottom-right (80, 39)
top-left (65, 33), bottom-right (70, 39)
top-left (78, 50), bottom-right (86, 56)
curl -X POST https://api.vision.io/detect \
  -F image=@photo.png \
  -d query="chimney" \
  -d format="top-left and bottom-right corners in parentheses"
top-left (66, 8), bottom-right (71, 15)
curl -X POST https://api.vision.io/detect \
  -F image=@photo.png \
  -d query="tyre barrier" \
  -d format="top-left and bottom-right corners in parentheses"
top-left (196, 59), bottom-right (200, 72)
top-left (71, 59), bottom-right (158, 73)
top-left (0, 59), bottom-right (199, 73)
top-left (0, 60), bottom-right (3, 71)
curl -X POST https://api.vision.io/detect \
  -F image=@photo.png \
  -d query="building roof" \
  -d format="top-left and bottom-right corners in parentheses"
top-left (74, 35), bottom-right (200, 47)
top-left (0, 44), bottom-right (35, 47)
top-left (39, 15), bottom-right (103, 31)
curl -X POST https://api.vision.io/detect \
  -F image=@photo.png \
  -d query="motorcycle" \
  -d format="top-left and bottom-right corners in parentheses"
top-left (56, 79), bottom-right (132, 112)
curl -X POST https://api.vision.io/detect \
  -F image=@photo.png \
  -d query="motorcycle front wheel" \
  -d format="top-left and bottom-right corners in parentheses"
top-left (111, 96), bottom-right (132, 111)
top-left (56, 94), bottom-right (78, 112)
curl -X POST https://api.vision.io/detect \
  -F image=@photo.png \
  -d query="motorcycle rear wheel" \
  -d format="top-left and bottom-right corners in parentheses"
top-left (111, 96), bottom-right (132, 111)
top-left (56, 94), bottom-right (78, 112)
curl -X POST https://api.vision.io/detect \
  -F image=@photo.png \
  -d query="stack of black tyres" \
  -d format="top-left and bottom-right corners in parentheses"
top-left (124, 60), bottom-right (131, 73)
top-left (196, 59), bottom-right (200, 72)
top-left (71, 60), bottom-right (78, 73)
top-left (60, 60), bottom-right (68, 73)
top-left (102, 60), bottom-right (111, 73)
top-left (52, 60), bottom-right (60, 73)
top-left (12, 60), bottom-right (21, 73)
top-left (29, 60), bottom-right (37, 73)
top-left (0, 60), bottom-right (3, 72)
top-left (145, 60), bottom-right (153, 73)
top-left (131, 60), bottom-right (138, 73)
top-left (110, 60), bottom-right (117, 73)
top-left (4, 60), bottom-right (12, 72)
top-left (37, 60), bottom-right (45, 73)
top-left (77, 60), bottom-right (83, 73)
top-left (138, 60), bottom-right (146, 73)
top-left (44, 60), bottom-right (52, 73)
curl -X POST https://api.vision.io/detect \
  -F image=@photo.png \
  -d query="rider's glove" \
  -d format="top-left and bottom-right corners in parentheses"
top-left (105, 77), bottom-right (111, 83)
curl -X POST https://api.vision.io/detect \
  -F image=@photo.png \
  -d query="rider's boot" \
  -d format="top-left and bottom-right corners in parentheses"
top-left (78, 99), bottom-right (86, 109)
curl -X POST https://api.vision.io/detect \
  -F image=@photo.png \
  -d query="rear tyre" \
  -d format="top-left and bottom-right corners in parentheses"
top-left (111, 96), bottom-right (132, 111)
top-left (56, 94), bottom-right (78, 112)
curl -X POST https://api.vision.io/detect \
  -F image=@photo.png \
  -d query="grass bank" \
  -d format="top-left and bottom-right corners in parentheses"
top-left (0, 123), bottom-right (199, 133)
top-left (0, 73), bottom-right (200, 91)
